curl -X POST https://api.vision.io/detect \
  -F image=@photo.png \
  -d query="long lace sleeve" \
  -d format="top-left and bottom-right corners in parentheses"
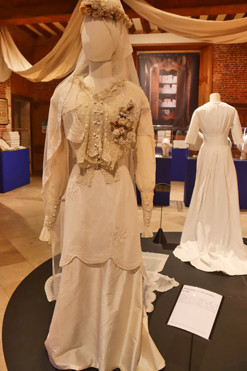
top-left (135, 91), bottom-right (156, 238)
top-left (39, 89), bottom-right (69, 243)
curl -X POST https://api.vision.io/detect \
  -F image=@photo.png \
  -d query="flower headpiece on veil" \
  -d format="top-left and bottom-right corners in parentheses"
top-left (80, 0), bottom-right (133, 28)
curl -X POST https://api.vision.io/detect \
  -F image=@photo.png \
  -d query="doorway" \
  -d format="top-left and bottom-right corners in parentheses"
top-left (12, 96), bottom-right (32, 173)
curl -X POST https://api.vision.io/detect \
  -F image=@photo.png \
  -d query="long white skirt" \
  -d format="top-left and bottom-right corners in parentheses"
top-left (174, 145), bottom-right (247, 275)
top-left (45, 259), bottom-right (165, 371)
top-left (45, 165), bottom-right (165, 370)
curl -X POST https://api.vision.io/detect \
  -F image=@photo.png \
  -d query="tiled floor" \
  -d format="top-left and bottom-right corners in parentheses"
top-left (0, 177), bottom-right (247, 371)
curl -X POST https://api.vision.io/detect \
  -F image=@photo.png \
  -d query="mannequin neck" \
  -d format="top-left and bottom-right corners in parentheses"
top-left (84, 60), bottom-right (116, 91)
top-left (210, 93), bottom-right (221, 102)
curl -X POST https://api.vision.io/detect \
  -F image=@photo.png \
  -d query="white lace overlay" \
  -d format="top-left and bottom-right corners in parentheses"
top-left (111, 228), bottom-right (127, 249)
top-left (66, 177), bottom-right (79, 202)
top-left (142, 252), bottom-right (179, 313)
top-left (141, 191), bottom-right (154, 237)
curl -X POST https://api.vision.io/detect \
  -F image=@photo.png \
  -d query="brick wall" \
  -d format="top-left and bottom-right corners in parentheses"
top-left (212, 43), bottom-right (247, 104)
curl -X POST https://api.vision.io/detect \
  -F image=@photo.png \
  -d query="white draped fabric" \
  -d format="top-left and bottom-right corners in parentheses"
top-left (1, 0), bottom-right (247, 83)
top-left (0, 0), bottom-right (83, 82)
top-left (124, 0), bottom-right (247, 44)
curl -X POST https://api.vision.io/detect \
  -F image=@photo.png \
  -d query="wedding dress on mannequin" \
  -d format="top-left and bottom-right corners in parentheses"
top-left (174, 93), bottom-right (247, 275)
top-left (39, 1), bottom-right (172, 370)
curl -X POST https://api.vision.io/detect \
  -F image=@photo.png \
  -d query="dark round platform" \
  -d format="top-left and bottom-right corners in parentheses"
top-left (3, 232), bottom-right (247, 371)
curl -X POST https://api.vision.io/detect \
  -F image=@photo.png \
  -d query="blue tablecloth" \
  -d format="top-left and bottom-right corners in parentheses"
top-left (0, 149), bottom-right (30, 193)
top-left (137, 156), bottom-right (172, 206)
top-left (171, 148), bottom-right (189, 181)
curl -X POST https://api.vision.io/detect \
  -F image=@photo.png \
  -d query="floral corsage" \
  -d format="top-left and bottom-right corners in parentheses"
top-left (110, 100), bottom-right (135, 147)
top-left (80, 0), bottom-right (133, 29)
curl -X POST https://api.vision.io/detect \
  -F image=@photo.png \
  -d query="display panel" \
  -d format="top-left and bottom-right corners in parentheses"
top-left (0, 98), bottom-right (8, 125)
top-left (138, 52), bottom-right (200, 131)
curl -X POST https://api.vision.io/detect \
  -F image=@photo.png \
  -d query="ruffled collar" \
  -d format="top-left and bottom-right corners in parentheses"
top-left (74, 77), bottom-right (125, 100)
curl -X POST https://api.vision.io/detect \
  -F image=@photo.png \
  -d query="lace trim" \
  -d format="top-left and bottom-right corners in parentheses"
top-left (80, 0), bottom-right (133, 29)
top-left (144, 272), bottom-right (179, 313)
top-left (74, 77), bottom-right (125, 101)
top-left (60, 247), bottom-right (144, 272)
top-left (76, 164), bottom-right (120, 186)
top-left (141, 191), bottom-right (154, 229)
top-left (43, 200), bottom-right (61, 231)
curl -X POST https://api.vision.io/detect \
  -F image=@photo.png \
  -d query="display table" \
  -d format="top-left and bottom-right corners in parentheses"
top-left (171, 148), bottom-right (189, 181)
top-left (0, 149), bottom-right (30, 193)
top-left (184, 157), bottom-right (247, 209)
top-left (3, 233), bottom-right (247, 371)
top-left (137, 156), bottom-right (172, 206)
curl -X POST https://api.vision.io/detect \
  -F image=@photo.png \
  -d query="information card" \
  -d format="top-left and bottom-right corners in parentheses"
top-left (167, 285), bottom-right (223, 340)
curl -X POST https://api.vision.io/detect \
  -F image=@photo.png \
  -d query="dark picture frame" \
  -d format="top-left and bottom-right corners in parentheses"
top-left (138, 52), bottom-right (200, 131)
top-left (0, 98), bottom-right (8, 125)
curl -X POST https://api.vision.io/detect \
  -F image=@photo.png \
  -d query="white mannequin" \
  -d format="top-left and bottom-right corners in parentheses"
top-left (210, 92), bottom-right (221, 102)
top-left (81, 17), bottom-right (117, 91)
top-left (161, 138), bottom-right (171, 157)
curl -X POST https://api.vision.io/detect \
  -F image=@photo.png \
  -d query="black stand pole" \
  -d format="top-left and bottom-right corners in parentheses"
top-left (153, 183), bottom-right (170, 248)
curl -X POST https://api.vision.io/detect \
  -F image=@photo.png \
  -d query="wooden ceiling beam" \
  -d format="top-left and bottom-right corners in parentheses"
top-left (30, 24), bottom-right (52, 37)
top-left (17, 25), bottom-right (39, 39)
top-left (224, 14), bottom-right (237, 20)
top-left (0, 1), bottom-right (246, 27)
top-left (0, 14), bottom-right (71, 27)
top-left (45, 22), bottom-right (63, 35)
top-left (124, 4), bottom-right (247, 18)
top-left (140, 18), bottom-right (151, 33)
top-left (60, 22), bottom-right (68, 29)
top-left (207, 15), bottom-right (218, 20)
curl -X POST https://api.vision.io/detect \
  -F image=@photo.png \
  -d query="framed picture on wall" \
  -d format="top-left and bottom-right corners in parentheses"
top-left (0, 98), bottom-right (8, 125)
top-left (138, 52), bottom-right (200, 131)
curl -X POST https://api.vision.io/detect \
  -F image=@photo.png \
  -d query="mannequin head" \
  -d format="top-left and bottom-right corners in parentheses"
top-left (81, 16), bottom-right (120, 62)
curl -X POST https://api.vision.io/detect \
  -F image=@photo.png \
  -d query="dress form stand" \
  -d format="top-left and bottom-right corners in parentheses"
top-left (210, 92), bottom-right (221, 102)
top-left (153, 183), bottom-right (171, 248)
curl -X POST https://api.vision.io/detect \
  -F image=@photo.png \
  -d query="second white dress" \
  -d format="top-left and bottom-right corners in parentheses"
top-left (174, 101), bottom-right (247, 275)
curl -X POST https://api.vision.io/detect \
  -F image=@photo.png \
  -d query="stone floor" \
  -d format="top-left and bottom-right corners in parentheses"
top-left (0, 177), bottom-right (246, 371)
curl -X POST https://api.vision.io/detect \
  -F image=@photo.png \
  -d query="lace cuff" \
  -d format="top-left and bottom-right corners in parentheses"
top-left (39, 225), bottom-right (52, 243)
top-left (40, 200), bottom-right (61, 241)
top-left (141, 191), bottom-right (154, 238)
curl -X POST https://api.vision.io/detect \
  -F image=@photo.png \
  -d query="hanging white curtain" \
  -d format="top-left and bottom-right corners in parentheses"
top-left (124, 0), bottom-right (247, 44)
top-left (1, 0), bottom-right (247, 83)
top-left (0, 0), bottom-right (83, 82)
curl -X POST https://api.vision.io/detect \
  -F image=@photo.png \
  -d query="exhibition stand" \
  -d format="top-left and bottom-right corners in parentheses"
top-left (3, 233), bottom-right (247, 371)
top-left (184, 157), bottom-right (247, 208)
top-left (0, 148), bottom-right (30, 193)
top-left (171, 148), bottom-right (189, 182)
